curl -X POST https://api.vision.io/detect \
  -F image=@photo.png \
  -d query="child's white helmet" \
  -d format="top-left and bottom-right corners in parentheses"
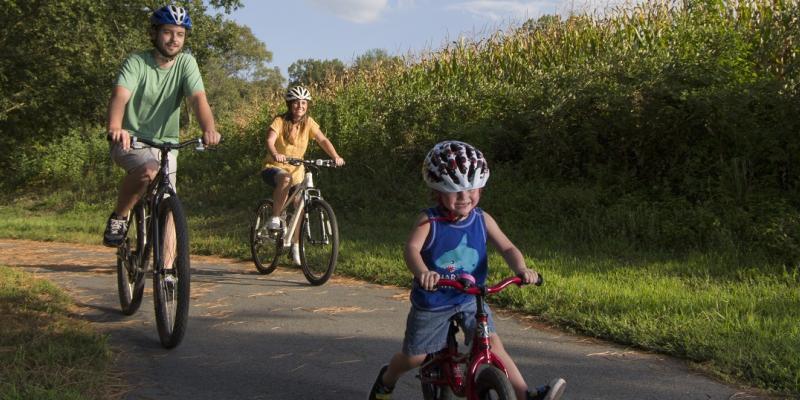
top-left (422, 141), bottom-right (490, 193)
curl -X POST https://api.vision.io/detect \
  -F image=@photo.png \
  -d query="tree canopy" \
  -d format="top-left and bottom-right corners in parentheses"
top-left (0, 0), bottom-right (278, 167)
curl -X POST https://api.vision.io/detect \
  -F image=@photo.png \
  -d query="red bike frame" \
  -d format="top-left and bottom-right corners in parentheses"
top-left (419, 276), bottom-right (526, 400)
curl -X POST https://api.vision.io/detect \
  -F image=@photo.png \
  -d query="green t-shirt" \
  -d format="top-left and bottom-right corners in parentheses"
top-left (115, 50), bottom-right (205, 143)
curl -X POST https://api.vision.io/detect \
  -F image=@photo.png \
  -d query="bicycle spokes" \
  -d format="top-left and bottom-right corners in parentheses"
top-left (299, 199), bottom-right (339, 285)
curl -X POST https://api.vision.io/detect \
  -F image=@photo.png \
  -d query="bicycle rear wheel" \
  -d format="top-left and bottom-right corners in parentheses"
top-left (299, 198), bottom-right (339, 285)
top-left (116, 204), bottom-right (148, 315)
top-left (475, 366), bottom-right (515, 400)
top-left (250, 199), bottom-right (282, 274)
top-left (152, 196), bottom-right (190, 349)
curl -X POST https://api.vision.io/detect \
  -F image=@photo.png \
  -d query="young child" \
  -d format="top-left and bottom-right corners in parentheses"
top-left (368, 141), bottom-right (566, 400)
top-left (261, 86), bottom-right (345, 264)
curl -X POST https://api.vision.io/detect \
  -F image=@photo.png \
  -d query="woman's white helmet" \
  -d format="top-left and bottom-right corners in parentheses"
top-left (285, 86), bottom-right (312, 101)
top-left (423, 141), bottom-right (489, 193)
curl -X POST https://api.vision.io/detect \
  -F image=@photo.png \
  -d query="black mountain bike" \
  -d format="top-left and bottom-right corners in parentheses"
top-left (249, 158), bottom-right (340, 285)
top-left (115, 136), bottom-right (207, 348)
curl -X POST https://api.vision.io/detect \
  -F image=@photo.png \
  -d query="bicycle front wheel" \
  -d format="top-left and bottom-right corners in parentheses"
top-left (250, 199), bottom-right (281, 274)
top-left (152, 196), bottom-right (190, 349)
top-left (475, 366), bottom-right (515, 400)
top-left (116, 204), bottom-right (148, 315)
top-left (299, 198), bottom-right (339, 285)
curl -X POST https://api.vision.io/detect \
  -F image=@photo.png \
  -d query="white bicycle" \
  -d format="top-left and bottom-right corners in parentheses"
top-left (249, 158), bottom-right (340, 285)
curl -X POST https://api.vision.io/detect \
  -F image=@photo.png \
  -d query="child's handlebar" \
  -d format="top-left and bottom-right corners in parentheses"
top-left (436, 273), bottom-right (544, 295)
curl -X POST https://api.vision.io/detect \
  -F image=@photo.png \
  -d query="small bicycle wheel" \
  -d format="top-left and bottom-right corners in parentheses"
top-left (299, 198), bottom-right (339, 285)
top-left (475, 366), bottom-right (515, 400)
top-left (152, 196), bottom-right (190, 349)
top-left (250, 199), bottom-right (281, 274)
top-left (420, 355), bottom-right (457, 400)
top-left (116, 204), bottom-right (148, 315)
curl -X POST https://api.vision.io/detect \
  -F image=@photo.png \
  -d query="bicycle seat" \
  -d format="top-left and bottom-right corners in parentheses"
top-left (448, 311), bottom-right (466, 324)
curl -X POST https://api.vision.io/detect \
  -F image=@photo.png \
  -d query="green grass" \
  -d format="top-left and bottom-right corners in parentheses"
top-left (1, 201), bottom-right (797, 395)
top-left (0, 265), bottom-right (123, 399)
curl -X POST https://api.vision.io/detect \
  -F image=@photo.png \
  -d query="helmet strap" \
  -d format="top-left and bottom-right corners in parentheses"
top-left (435, 201), bottom-right (463, 222)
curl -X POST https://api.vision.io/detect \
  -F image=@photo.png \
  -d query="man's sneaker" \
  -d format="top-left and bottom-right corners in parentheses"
top-left (267, 216), bottom-right (281, 231)
top-left (367, 365), bottom-right (393, 400)
top-left (291, 243), bottom-right (301, 266)
top-left (102, 213), bottom-right (128, 247)
top-left (528, 378), bottom-right (566, 400)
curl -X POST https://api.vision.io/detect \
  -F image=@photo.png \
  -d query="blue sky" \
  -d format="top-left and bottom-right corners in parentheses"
top-left (218, 0), bottom-right (619, 79)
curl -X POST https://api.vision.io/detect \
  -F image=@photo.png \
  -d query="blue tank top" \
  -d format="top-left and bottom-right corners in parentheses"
top-left (410, 207), bottom-right (488, 311)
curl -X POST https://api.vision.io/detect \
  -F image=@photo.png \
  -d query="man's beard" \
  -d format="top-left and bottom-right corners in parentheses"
top-left (155, 41), bottom-right (181, 59)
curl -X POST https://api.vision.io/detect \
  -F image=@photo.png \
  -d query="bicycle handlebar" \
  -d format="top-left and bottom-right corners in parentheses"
top-left (106, 134), bottom-right (212, 151)
top-left (131, 136), bottom-right (207, 151)
top-left (284, 157), bottom-right (338, 168)
top-left (436, 274), bottom-right (543, 295)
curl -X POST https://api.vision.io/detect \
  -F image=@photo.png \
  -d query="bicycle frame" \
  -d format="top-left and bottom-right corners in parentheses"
top-left (419, 276), bottom-right (526, 400)
top-left (132, 137), bottom-right (203, 273)
top-left (272, 160), bottom-right (327, 248)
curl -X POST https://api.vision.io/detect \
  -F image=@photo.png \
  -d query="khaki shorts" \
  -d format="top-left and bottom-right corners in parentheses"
top-left (110, 143), bottom-right (178, 189)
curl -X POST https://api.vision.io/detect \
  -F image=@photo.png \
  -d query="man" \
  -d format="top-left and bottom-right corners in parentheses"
top-left (103, 4), bottom-right (221, 246)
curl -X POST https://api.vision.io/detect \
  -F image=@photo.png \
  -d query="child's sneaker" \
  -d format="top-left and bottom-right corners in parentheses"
top-left (367, 365), bottom-right (393, 400)
top-left (528, 377), bottom-right (566, 400)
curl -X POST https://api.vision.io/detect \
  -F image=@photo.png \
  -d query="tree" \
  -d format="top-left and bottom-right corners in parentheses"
top-left (0, 0), bottom-right (277, 173)
top-left (288, 58), bottom-right (346, 87)
top-left (352, 48), bottom-right (402, 72)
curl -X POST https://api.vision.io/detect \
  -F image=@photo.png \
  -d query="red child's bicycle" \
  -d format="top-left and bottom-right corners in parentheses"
top-left (417, 274), bottom-right (543, 400)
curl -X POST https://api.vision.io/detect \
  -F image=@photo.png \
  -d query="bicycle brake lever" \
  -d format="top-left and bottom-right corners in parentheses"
top-left (131, 137), bottom-right (144, 150)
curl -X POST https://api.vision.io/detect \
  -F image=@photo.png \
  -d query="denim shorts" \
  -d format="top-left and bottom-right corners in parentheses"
top-left (402, 300), bottom-right (496, 356)
top-left (260, 168), bottom-right (284, 187)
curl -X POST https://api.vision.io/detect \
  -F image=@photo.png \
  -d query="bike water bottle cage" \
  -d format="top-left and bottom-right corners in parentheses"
top-left (151, 5), bottom-right (192, 29)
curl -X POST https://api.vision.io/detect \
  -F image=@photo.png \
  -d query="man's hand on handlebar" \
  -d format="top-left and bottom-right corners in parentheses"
top-left (202, 129), bottom-right (221, 147)
top-left (107, 128), bottom-right (132, 151)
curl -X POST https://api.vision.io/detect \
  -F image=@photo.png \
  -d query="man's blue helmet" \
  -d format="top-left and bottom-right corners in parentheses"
top-left (151, 5), bottom-right (192, 30)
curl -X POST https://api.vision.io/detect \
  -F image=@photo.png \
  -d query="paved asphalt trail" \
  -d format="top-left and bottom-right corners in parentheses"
top-left (0, 239), bottom-right (771, 399)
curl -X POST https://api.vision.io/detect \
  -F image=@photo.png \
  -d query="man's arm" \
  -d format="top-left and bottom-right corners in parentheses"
top-left (107, 86), bottom-right (132, 150)
top-left (188, 91), bottom-right (220, 145)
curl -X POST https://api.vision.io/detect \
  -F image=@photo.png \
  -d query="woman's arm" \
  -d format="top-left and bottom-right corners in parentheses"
top-left (312, 126), bottom-right (345, 166)
top-left (266, 128), bottom-right (286, 163)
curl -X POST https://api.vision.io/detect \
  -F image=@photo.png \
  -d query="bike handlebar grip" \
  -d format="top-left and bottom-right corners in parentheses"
top-left (457, 273), bottom-right (476, 287)
top-left (535, 274), bottom-right (544, 286)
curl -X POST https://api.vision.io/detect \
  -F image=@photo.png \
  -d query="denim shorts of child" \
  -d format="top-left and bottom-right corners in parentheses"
top-left (402, 299), bottom-right (496, 356)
